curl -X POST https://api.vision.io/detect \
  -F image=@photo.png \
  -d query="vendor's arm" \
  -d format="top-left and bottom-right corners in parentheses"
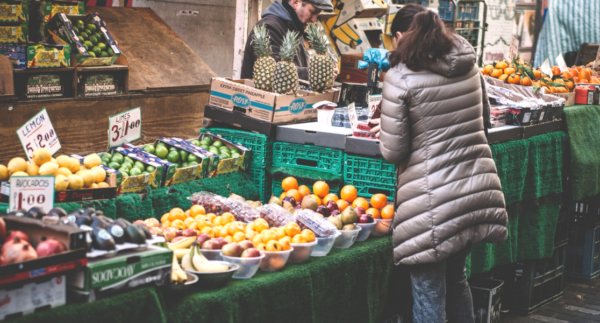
top-left (379, 68), bottom-right (411, 163)
top-left (479, 73), bottom-right (491, 133)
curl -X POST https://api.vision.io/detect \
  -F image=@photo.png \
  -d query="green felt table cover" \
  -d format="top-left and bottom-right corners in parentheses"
top-left (563, 104), bottom-right (600, 201)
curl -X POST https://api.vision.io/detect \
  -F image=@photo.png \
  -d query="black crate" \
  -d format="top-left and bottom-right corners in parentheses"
top-left (469, 277), bottom-right (503, 323)
top-left (569, 195), bottom-right (600, 229)
top-left (554, 210), bottom-right (570, 248)
top-left (566, 227), bottom-right (600, 280)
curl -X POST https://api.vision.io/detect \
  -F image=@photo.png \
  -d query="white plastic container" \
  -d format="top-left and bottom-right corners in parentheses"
top-left (356, 222), bottom-right (376, 241)
top-left (333, 227), bottom-right (362, 249)
top-left (311, 234), bottom-right (339, 257)
top-left (221, 253), bottom-right (265, 279)
top-left (259, 248), bottom-right (294, 272)
top-left (318, 108), bottom-right (336, 126)
top-left (200, 249), bottom-right (222, 261)
top-left (288, 240), bottom-right (318, 264)
top-left (371, 219), bottom-right (392, 237)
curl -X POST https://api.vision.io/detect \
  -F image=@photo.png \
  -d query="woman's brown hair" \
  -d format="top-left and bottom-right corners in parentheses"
top-left (389, 10), bottom-right (455, 69)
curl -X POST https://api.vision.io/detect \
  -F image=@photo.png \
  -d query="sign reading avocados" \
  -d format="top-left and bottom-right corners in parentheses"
top-left (26, 74), bottom-right (63, 99)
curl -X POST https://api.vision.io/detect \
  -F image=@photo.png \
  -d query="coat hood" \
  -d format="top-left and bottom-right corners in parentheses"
top-left (426, 35), bottom-right (477, 78)
top-left (262, 0), bottom-right (292, 21)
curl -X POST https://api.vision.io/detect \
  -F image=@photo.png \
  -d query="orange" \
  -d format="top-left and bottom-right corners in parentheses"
top-left (381, 205), bottom-right (394, 220)
top-left (366, 208), bottom-right (381, 219)
top-left (246, 222), bottom-right (255, 231)
top-left (213, 216), bottom-right (222, 226)
top-left (170, 219), bottom-right (185, 230)
top-left (256, 243), bottom-right (267, 251)
top-left (224, 236), bottom-right (233, 244)
top-left (336, 199), bottom-right (350, 211)
top-left (490, 69), bottom-right (503, 78)
top-left (169, 208), bottom-right (185, 222)
top-left (495, 61), bottom-right (508, 69)
top-left (282, 177), bottom-right (298, 192)
top-left (184, 210), bottom-right (191, 218)
top-left (184, 217), bottom-right (196, 227)
top-left (253, 218), bottom-right (269, 233)
top-left (533, 70), bottom-right (541, 80)
top-left (298, 185), bottom-right (311, 197)
top-left (503, 67), bottom-right (515, 75)
top-left (194, 214), bottom-right (206, 223)
top-left (252, 234), bottom-right (263, 246)
top-left (311, 194), bottom-right (322, 206)
top-left (313, 181), bottom-right (330, 198)
top-left (499, 74), bottom-right (509, 82)
top-left (551, 66), bottom-right (561, 75)
top-left (370, 194), bottom-right (388, 209)
top-left (233, 231), bottom-right (246, 242)
top-left (222, 212), bottom-right (235, 224)
top-left (480, 68), bottom-right (485, 75)
top-left (276, 227), bottom-right (287, 240)
top-left (212, 225), bottom-right (223, 237)
top-left (322, 193), bottom-right (339, 205)
top-left (569, 68), bottom-right (579, 78)
top-left (507, 74), bottom-right (520, 84)
top-left (292, 234), bottom-right (307, 244)
top-left (205, 213), bottom-right (216, 222)
top-left (279, 237), bottom-right (292, 250)
top-left (266, 240), bottom-right (284, 251)
top-left (561, 71), bottom-right (572, 79)
top-left (566, 81), bottom-right (575, 90)
top-left (190, 205), bottom-right (206, 216)
top-left (286, 189), bottom-right (302, 203)
top-left (262, 229), bottom-right (278, 243)
top-left (573, 76), bottom-right (580, 83)
top-left (580, 68), bottom-right (591, 81)
top-left (340, 185), bottom-right (358, 202)
top-left (580, 79), bottom-right (589, 84)
top-left (161, 213), bottom-right (170, 223)
top-left (201, 226), bottom-right (214, 238)
top-left (228, 221), bottom-right (246, 235)
top-left (301, 229), bottom-right (315, 242)
top-left (554, 78), bottom-right (565, 84)
top-left (483, 65), bottom-right (494, 74)
top-left (520, 76), bottom-right (532, 86)
top-left (162, 220), bottom-right (171, 228)
top-left (246, 229), bottom-right (256, 240)
top-left (280, 192), bottom-right (286, 200)
top-left (352, 197), bottom-right (369, 210)
top-left (284, 222), bottom-right (302, 237)
top-left (220, 227), bottom-right (229, 238)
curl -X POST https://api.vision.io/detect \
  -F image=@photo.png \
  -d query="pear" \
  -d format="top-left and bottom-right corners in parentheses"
top-left (269, 195), bottom-right (282, 207)
top-left (342, 224), bottom-right (357, 231)
top-left (301, 195), bottom-right (318, 211)
top-left (283, 201), bottom-right (295, 214)
top-left (327, 215), bottom-right (343, 230)
top-left (341, 207), bottom-right (359, 225)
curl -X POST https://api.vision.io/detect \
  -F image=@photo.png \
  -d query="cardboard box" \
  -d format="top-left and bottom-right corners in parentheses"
top-left (0, 43), bottom-right (26, 69)
top-left (191, 134), bottom-right (251, 175)
top-left (154, 138), bottom-right (217, 181)
top-left (117, 144), bottom-right (177, 188)
top-left (0, 275), bottom-right (66, 321)
top-left (26, 43), bottom-right (69, 68)
top-left (332, 18), bottom-right (383, 55)
top-left (336, 0), bottom-right (387, 27)
top-left (68, 245), bottom-right (171, 302)
top-left (551, 91), bottom-right (575, 106)
top-left (204, 104), bottom-right (279, 136)
top-left (339, 53), bottom-right (385, 85)
top-left (106, 147), bottom-right (166, 194)
top-left (385, 4), bottom-right (402, 35)
top-left (40, 1), bottom-right (83, 23)
top-left (0, 0), bottom-right (28, 23)
top-left (45, 13), bottom-right (121, 66)
top-left (208, 77), bottom-right (339, 124)
top-left (0, 22), bottom-right (27, 43)
top-left (0, 216), bottom-right (87, 286)
top-left (276, 122), bottom-right (353, 150)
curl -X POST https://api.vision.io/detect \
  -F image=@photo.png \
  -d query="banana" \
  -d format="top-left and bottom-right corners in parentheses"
top-left (168, 236), bottom-right (196, 250)
top-left (174, 248), bottom-right (190, 260)
top-left (181, 251), bottom-right (195, 272)
top-left (192, 243), bottom-right (208, 271)
top-left (172, 254), bottom-right (187, 283)
top-left (196, 263), bottom-right (230, 273)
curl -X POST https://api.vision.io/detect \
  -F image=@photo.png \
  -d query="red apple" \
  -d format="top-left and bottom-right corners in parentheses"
top-left (316, 206), bottom-right (330, 217)
top-left (241, 248), bottom-right (261, 258)
top-left (326, 200), bottom-right (339, 211)
top-left (330, 210), bottom-right (341, 217)
top-left (222, 242), bottom-right (243, 257)
top-left (359, 214), bottom-right (375, 224)
top-left (239, 240), bottom-right (254, 251)
top-left (196, 233), bottom-right (211, 246)
top-left (162, 228), bottom-right (177, 242)
top-left (202, 240), bottom-right (220, 250)
top-left (355, 207), bottom-right (366, 216)
top-left (214, 237), bottom-right (228, 248)
top-left (181, 228), bottom-right (197, 237)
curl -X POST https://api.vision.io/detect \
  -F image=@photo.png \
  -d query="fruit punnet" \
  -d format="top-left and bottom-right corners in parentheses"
top-left (306, 23), bottom-right (334, 92)
top-left (273, 30), bottom-right (300, 95)
top-left (251, 24), bottom-right (276, 92)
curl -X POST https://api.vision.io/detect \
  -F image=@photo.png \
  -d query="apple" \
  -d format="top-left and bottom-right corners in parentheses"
top-left (330, 210), bottom-right (341, 216)
top-left (326, 200), bottom-right (339, 212)
top-left (162, 228), bottom-right (177, 242)
top-left (359, 214), bottom-right (375, 223)
top-left (196, 233), bottom-right (211, 246)
top-left (214, 237), bottom-right (228, 248)
top-left (171, 236), bottom-right (188, 244)
top-left (202, 240), bottom-right (220, 250)
top-left (355, 207), bottom-right (366, 216)
top-left (175, 229), bottom-right (182, 237)
top-left (283, 196), bottom-right (296, 207)
top-left (222, 242), bottom-right (243, 257)
top-left (239, 240), bottom-right (254, 251)
top-left (181, 228), bottom-right (197, 237)
top-left (316, 206), bottom-right (330, 217)
top-left (241, 248), bottom-right (261, 258)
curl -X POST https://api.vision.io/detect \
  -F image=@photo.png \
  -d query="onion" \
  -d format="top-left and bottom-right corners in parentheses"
top-left (36, 238), bottom-right (67, 257)
top-left (5, 230), bottom-right (29, 244)
top-left (2, 238), bottom-right (38, 265)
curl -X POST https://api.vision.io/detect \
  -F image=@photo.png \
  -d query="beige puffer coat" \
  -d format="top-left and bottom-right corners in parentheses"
top-left (380, 36), bottom-right (508, 266)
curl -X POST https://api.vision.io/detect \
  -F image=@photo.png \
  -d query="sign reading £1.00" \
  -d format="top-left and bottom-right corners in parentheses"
top-left (108, 107), bottom-right (141, 148)
top-left (16, 108), bottom-right (61, 161)
top-left (9, 176), bottom-right (55, 213)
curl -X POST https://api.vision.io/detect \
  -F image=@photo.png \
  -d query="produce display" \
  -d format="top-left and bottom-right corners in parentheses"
top-left (100, 151), bottom-right (156, 178)
top-left (273, 30), bottom-right (300, 95)
top-left (143, 141), bottom-right (201, 169)
top-left (191, 136), bottom-right (242, 160)
top-left (251, 24), bottom-right (275, 92)
top-left (68, 18), bottom-right (113, 59)
top-left (26, 44), bottom-right (69, 68)
top-left (306, 23), bottom-right (334, 92)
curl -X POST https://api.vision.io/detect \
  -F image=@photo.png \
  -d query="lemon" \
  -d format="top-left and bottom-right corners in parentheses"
top-left (84, 153), bottom-right (102, 168)
top-left (57, 167), bottom-right (72, 177)
top-left (51, 158), bottom-right (58, 164)
top-left (7, 158), bottom-right (27, 175)
top-left (26, 162), bottom-right (39, 176)
top-left (76, 170), bottom-right (95, 187)
top-left (97, 182), bottom-right (110, 188)
top-left (68, 174), bottom-right (84, 189)
top-left (0, 165), bottom-right (7, 181)
top-left (90, 183), bottom-right (99, 188)
top-left (32, 148), bottom-right (52, 166)
top-left (55, 174), bottom-right (69, 191)
top-left (90, 166), bottom-right (106, 183)
top-left (56, 155), bottom-right (72, 168)
top-left (39, 162), bottom-right (59, 176)
top-left (69, 157), bottom-right (81, 173)
top-left (9, 171), bottom-right (28, 181)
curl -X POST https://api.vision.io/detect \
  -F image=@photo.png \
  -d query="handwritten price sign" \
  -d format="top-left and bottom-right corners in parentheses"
top-left (108, 107), bottom-right (141, 148)
top-left (9, 176), bottom-right (54, 213)
top-left (16, 108), bottom-right (61, 161)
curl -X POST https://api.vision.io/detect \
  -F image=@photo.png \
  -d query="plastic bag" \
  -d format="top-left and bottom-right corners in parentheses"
top-left (295, 209), bottom-right (339, 238)
top-left (259, 204), bottom-right (295, 228)
top-left (225, 198), bottom-right (260, 223)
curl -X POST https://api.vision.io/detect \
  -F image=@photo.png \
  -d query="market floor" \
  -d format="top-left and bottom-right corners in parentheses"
top-left (501, 276), bottom-right (600, 322)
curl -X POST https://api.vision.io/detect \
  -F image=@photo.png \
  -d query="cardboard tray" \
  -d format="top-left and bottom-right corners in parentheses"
top-left (86, 235), bottom-right (165, 259)
top-left (193, 134), bottom-right (251, 175)
top-left (0, 216), bottom-right (87, 286)
top-left (276, 122), bottom-right (352, 150)
top-left (522, 119), bottom-right (563, 139)
top-left (344, 136), bottom-right (381, 157)
top-left (487, 125), bottom-right (523, 144)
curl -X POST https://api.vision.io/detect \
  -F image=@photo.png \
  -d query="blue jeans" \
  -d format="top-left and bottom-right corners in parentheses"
top-left (408, 245), bottom-right (475, 323)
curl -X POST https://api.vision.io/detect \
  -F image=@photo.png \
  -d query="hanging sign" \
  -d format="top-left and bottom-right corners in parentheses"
top-left (16, 108), bottom-right (61, 161)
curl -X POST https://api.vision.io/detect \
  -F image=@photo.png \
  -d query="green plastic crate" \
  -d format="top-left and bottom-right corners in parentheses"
top-left (272, 142), bottom-right (344, 176)
top-left (344, 154), bottom-right (396, 201)
top-left (272, 176), bottom-right (341, 200)
top-left (246, 167), bottom-right (272, 204)
top-left (201, 127), bottom-right (273, 168)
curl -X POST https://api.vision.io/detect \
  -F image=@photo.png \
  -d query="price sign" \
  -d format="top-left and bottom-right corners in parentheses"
top-left (507, 36), bottom-right (519, 62)
top-left (556, 54), bottom-right (569, 72)
top-left (108, 107), bottom-right (141, 148)
top-left (9, 176), bottom-right (54, 213)
top-left (541, 59), bottom-right (553, 77)
top-left (347, 103), bottom-right (358, 129)
top-left (16, 108), bottom-right (61, 161)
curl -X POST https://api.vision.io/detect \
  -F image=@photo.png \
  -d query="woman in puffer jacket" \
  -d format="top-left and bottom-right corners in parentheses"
top-left (378, 6), bottom-right (508, 323)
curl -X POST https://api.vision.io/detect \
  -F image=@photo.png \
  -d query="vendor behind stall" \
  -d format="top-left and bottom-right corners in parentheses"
top-left (240, 0), bottom-right (334, 81)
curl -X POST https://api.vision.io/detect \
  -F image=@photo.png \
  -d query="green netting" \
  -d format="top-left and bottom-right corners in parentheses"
top-left (563, 105), bottom-right (600, 200)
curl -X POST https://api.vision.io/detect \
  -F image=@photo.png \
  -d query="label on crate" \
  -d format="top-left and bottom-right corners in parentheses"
top-left (84, 74), bottom-right (118, 96)
top-left (108, 107), bottom-right (141, 148)
top-left (8, 176), bottom-right (54, 213)
top-left (26, 74), bottom-right (63, 99)
top-left (16, 108), bottom-right (61, 161)
top-left (507, 36), bottom-right (519, 62)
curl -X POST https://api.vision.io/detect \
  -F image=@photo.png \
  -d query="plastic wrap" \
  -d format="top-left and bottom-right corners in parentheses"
top-left (259, 204), bottom-right (295, 228)
top-left (189, 192), bottom-right (228, 215)
top-left (226, 198), bottom-right (260, 223)
top-left (295, 209), bottom-right (339, 238)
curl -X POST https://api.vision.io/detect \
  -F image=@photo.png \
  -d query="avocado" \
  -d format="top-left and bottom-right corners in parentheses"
top-left (74, 209), bottom-right (84, 215)
top-left (66, 214), bottom-right (78, 223)
top-left (79, 225), bottom-right (93, 252)
top-left (124, 225), bottom-right (146, 244)
top-left (88, 51), bottom-right (96, 58)
top-left (82, 208), bottom-right (96, 217)
top-left (48, 207), bottom-right (67, 217)
top-left (133, 223), bottom-right (152, 239)
top-left (92, 227), bottom-right (116, 251)
top-left (115, 218), bottom-right (131, 230)
top-left (27, 206), bottom-right (46, 219)
top-left (95, 214), bottom-right (113, 224)
top-left (60, 216), bottom-right (78, 229)
top-left (76, 215), bottom-right (92, 227)
top-left (107, 224), bottom-right (125, 244)
top-left (91, 216), bottom-right (109, 230)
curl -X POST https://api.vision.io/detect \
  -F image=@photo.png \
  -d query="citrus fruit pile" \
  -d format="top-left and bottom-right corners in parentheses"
top-left (191, 136), bottom-right (242, 160)
top-left (142, 142), bottom-right (200, 169)
top-left (0, 148), bottom-right (108, 191)
top-left (69, 19), bottom-right (115, 58)
top-left (100, 151), bottom-right (156, 178)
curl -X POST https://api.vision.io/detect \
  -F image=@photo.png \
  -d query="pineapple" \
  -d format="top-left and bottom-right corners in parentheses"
top-left (306, 23), bottom-right (334, 92)
top-left (251, 25), bottom-right (276, 91)
top-left (273, 30), bottom-right (300, 95)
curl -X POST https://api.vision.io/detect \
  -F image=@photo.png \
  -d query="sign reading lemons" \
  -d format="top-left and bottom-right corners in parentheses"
top-left (16, 108), bottom-right (61, 161)
top-left (9, 175), bottom-right (55, 213)
top-left (289, 98), bottom-right (307, 114)
top-left (231, 94), bottom-right (251, 108)
top-left (108, 107), bottom-right (141, 148)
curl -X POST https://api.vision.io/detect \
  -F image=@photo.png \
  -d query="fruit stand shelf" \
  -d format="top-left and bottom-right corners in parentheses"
top-left (76, 65), bottom-right (130, 72)
top-left (13, 67), bottom-right (76, 74)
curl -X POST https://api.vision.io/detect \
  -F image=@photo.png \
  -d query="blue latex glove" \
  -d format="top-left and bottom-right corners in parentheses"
top-left (358, 48), bottom-right (390, 72)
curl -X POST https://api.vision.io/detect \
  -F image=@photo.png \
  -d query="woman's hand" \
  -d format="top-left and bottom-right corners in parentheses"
top-left (369, 118), bottom-right (381, 139)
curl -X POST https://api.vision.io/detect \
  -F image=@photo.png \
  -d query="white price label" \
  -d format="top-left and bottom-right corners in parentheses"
top-left (507, 36), bottom-right (519, 62)
top-left (9, 176), bottom-right (54, 213)
top-left (556, 54), bottom-right (569, 72)
top-left (348, 103), bottom-right (358, 129)
top-left (594, 46), bottom-right (600, 69)
top-left (16, 108), bottom-right (61, 161)
top-left (108, 107), bottom-right (141, 148)
top-left (541, 59), bottom-right (552, 77)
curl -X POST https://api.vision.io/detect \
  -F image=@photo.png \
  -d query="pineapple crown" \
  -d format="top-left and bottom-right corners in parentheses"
top-left (251, 25), bottom-right (272, 58)
top-left (306, 23), bottom-right (328, 55)
top-left (280, 30), bottom-right (300, 62)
